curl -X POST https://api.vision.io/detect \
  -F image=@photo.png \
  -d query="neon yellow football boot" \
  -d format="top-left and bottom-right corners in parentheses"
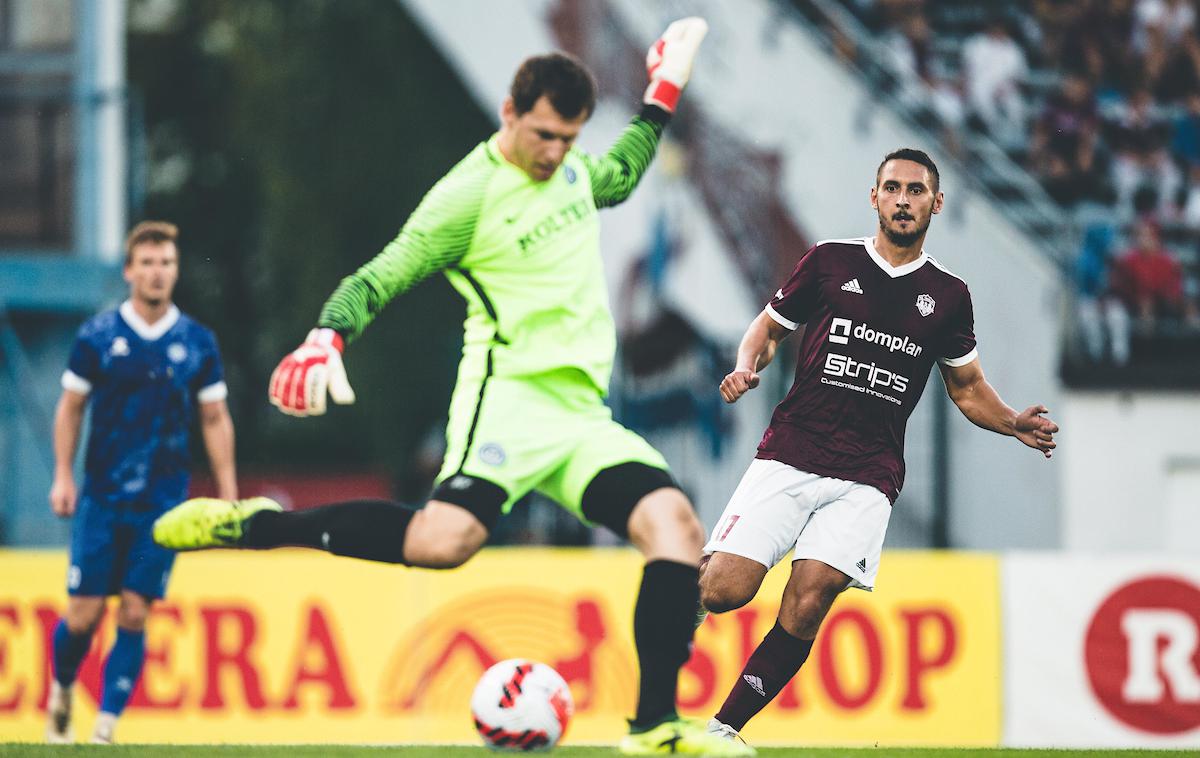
top-left (619, 716), bottom-right (756, 755)
top-left (153, 497), bottom-right (281, 550)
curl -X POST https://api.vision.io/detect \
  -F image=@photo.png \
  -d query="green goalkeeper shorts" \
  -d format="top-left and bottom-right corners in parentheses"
top-left (434, 366), bottom-right (669, 521)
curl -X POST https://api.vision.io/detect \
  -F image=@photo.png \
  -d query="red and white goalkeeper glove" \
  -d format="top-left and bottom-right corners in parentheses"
top-left (644, 17), bottom-right (709, 113)
top-left (268, 328), bottom-right (356, 417)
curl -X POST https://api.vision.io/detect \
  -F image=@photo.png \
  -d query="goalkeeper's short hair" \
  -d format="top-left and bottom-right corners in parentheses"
top-left (510, 52), bottom-right (597, 120)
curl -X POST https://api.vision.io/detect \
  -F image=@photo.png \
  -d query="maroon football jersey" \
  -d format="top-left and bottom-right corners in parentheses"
top-left (757, 237), bottom-right (977, 503)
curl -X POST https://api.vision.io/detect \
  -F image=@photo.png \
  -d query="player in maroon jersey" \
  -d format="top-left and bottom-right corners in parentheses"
top-left (699, 148), bottom-right (1058, 746)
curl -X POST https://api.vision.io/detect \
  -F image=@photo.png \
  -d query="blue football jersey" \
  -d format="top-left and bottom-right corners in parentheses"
top-left (62, 301), bottom-right (226, 509)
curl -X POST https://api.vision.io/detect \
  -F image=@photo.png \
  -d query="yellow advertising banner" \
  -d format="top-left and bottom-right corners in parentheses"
top-left (0, 548), bottom-right (999, 746)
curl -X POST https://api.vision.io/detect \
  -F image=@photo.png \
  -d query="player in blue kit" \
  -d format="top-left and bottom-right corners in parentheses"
top-left (45, 221), bottom-right (237, 744)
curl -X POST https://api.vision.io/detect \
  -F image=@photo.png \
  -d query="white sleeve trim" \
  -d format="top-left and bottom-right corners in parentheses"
top-left (765, 303), bottom-right (799, 331)
top-left (197, 381), bottom-right (228, 403)
top-left (939, 348), bottom-right (979, 367)
top-left (61, 370), bottom-right (92, 396)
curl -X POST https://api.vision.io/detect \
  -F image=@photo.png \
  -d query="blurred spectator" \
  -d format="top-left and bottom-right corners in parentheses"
top-left (1109, 219), bottom-right (1199, 338)
top-left (1029, 73), bottom-right (1103, 205)
top-left (1107, 87), bottom-right (1181, 216)
top-left (1031, 0), bottom-right (1091, 69)
top-left (1145, 30), bottom-right (1200, 101)
top-left (1075, 221), bottom-right (1131, 364)
top-left (1130, 0), bottom-right (1200, 103)
top-left (882, 13), bottom-right (932, 81)
top-left (1173, 92), bottom-right (1200, 228)
top-left (1171, 90), bottom-right (1200, 168)
top-left (962, 16), bottom-right (1029, 145)
top-left (1132, 0), bottom-right (1195, 56)
top-left (1085, 0), bottom-right (1140, 95)
top-left (882, 13), bottom-right (965, 146)
top-left (1179, 164), bottom-right (1200, 227)
top-left (878, 0), bottom-right (926, 31)
top-left (841, 0), bottom-right (925, 33)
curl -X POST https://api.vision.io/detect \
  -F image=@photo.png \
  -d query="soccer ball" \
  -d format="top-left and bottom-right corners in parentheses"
top-left (471, 659), bottom-right (573, 751)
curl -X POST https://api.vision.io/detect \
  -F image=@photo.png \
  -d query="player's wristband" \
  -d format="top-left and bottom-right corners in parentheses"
top-left (638, 103), bottom-right (672, 126)
top-left (310, 326), bottom-right (346, 353)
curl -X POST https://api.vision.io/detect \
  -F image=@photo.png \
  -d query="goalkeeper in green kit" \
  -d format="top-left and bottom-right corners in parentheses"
top-left (154, 17), bottom-right (752, 756)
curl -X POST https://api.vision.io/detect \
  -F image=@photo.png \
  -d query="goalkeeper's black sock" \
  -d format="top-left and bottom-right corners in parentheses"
top-left (244, 499), bottom-right (414, 564)
top-left (630, 559), bottom-right (700, 729)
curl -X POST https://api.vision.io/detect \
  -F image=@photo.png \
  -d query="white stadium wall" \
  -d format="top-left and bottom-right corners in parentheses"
top-left (1060, 391), bottom-right (1200, 552)
top-left (402, 0), bottom-right (1064, 547)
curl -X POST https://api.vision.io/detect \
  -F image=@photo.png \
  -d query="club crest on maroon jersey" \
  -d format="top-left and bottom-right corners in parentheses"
top-left (916, 293), bottom-right (935, 317)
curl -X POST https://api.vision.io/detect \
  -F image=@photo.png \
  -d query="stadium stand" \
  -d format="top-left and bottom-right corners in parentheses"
top-left (800, 0), bottom-right (1200, 386)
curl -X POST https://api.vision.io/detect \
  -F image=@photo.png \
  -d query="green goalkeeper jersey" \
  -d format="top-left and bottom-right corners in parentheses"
top-left (318, 112), bottom-right (666, 394)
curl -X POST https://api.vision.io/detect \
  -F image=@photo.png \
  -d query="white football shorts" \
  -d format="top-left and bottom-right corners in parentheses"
top-left (703, 458), bottom-right (892, 591)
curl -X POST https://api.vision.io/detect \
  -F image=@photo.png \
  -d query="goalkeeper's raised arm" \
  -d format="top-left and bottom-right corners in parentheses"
top-left (584, 17), bottom-right (707, 208)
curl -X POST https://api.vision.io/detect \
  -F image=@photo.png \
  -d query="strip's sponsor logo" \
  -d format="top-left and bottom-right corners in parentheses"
top-left (822, 354), bottom-right (910, 405)
top-left (824, 354), bottom-right (910, 394)
top-left (823, 317), bottom-right (920, 404)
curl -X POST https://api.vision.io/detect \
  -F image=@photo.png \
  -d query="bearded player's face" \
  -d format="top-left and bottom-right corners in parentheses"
top-left (501, 95), bottom-right (589, 182)
top-left (871, 160), bottom-right (943, 248)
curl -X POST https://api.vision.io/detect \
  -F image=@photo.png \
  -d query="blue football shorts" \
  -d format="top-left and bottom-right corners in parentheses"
top-left (68, 494), bottom-right (177, 599)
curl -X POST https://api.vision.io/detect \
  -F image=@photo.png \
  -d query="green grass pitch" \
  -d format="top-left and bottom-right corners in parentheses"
top-left (0, 747), bottom-right (1195, 757)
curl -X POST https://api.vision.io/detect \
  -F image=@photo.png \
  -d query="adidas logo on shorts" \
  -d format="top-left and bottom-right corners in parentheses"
top-left (856, 558), bottom-right (868, 572)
